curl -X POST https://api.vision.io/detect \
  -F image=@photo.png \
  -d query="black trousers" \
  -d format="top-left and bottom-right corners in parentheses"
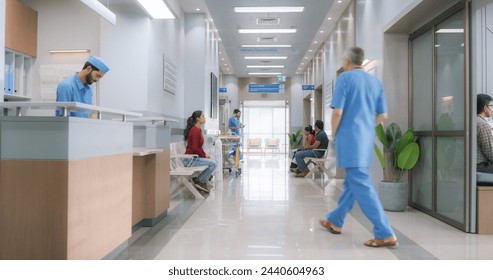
top-left (477, 162), bottom-right (493, 173)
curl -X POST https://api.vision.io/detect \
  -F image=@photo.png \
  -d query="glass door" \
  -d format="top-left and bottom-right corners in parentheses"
top-left (410, 2), bottom-right (470, 231)
top-left (242, 100), bottom-right (289, 155)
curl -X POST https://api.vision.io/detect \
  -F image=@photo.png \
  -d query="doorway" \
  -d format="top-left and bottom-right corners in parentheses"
top-left (241, 100), bottom-right (289, 155)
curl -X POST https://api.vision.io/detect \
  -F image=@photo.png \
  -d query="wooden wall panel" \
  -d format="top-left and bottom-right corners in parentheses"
top-left (67, 154), bottom-right (132, 259)
top-left (0, 160), bottom-right (69, 259)
top-left (0, 154), bottom-right (132, 259)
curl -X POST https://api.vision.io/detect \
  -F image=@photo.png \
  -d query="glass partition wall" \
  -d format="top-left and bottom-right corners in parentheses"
top-left (410, 2), bottom-right (471, 231)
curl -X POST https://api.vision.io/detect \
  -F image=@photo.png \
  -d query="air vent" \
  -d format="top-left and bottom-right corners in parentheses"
top-left (256, 17), bottom-right (280, 25)
top-left (257, 37), bottom-right (278, 43)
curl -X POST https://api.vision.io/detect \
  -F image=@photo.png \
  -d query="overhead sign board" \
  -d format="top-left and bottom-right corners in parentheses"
top-left (302, 85), bottom-right (315, 90)
top-left (248, 83), bottom-right (285, 93)
top-left (219, 87), bottom-right (227, 93)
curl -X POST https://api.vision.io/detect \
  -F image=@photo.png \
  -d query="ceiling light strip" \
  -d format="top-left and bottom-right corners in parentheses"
top-left (244, 56), bottom-right (288, 59)
top-left (80, 0), bottom-right (116, 25)
top-left (241, 45), bottom-right (292, 48)
top-left (248, 72), bottom-right (282, 75)
top-left (246, 65), bottom-right (284, 68)
top-left (238, 29), bottom-right (296, 34)
top-left (137, 0), bottom-right (175, 19)
top-left (234, 7), bottom-right (304, 13)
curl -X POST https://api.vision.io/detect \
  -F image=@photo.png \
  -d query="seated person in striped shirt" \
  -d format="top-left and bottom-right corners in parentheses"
top-left (477, 94), bottom-right (493, 173)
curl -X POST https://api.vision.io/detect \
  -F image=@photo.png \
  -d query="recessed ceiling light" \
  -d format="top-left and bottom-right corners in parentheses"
top-left (320, 30), bottom-right (324, 33)
top-left (234, 6), bottom-right (304, 13)
top-left (328, 17), bottom-right (332, 20)
top-left (137, 0), bottom-right (175, 19)
top-left (238, 29), bottom-right (297, 34)
top-left (244, 56), bottom-right (288, 59)
top-left (337, 0), bottom-right (342, 3)
top-left (241, 44), bottom-right (292, 48)
top-left (309, 50), bottom-right (312, 52)
top-left (196, 8), bottom-right (201, 11)
top-left (314, 41), bottom-right (318, 44)
top-left (246, 65), bottom-right (285, 68)
top-left (248, 72), bottom-right (282, 75)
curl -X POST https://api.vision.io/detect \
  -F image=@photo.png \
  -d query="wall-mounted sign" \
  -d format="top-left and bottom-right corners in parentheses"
top-left (248, 83), bottom-right (285, 93)
top-left (276, 74), bottom-right (287, 83)
top-left (219, 87), bottom-right (227, 93)
top-left (302, 85), bottom-right (315, 90)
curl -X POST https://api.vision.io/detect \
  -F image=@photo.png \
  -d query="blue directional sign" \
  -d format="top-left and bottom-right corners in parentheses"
top-left (219, 87), bottom-right (227, 93)
top-left (249, 84), bottom-right (285, 93)
top-left (302, 85), bottom-right (315, 90)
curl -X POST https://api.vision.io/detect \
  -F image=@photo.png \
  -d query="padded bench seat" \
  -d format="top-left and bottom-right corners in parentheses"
top-left (477, 172), bottom-right (493, 234)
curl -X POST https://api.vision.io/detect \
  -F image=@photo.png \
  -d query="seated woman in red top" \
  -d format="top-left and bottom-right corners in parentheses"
top-left (183, 110), bottom-right (218, 192)
top-left (289, 125), bottom-right (316, 171)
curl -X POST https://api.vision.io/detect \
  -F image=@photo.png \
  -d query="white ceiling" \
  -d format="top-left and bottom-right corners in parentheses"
top-left (104, 0), bottom-right (353, 77)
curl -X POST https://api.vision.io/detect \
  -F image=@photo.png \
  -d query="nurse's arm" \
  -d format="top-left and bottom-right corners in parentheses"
top-left (331, 108), bottom-right (343, 139)
top-left (375, 113), bottom-right (388, 126)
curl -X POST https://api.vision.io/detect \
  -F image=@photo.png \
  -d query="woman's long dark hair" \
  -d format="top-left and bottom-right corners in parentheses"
top-left (305, 125), bottom-right (315, 136)
top-left (184, 110), bottom-right (203, 141)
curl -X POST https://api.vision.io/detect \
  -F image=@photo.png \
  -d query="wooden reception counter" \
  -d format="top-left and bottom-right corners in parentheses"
top-left (0, 103), bottom-right (140, 259)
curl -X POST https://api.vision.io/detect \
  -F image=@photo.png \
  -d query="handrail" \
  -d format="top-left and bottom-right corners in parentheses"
top-left (0, 101), bottom-right (142, 121)
top-left (125, 116), bottom-right (179, 126)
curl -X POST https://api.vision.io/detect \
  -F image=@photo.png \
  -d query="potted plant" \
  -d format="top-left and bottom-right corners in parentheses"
top-left (374, 123), bottom-right (420, 211)
top-left (287, 129), bottom-right (302, 158)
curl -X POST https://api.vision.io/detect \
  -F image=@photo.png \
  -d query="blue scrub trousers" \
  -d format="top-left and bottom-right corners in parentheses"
top-left (326, 167), bottom-right (395, 239)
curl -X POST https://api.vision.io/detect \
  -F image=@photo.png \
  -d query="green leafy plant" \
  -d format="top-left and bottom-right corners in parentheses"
top-left (374, 123), bottom-right (420, 182)
top-left (288, 129), bottom-right (303, 149)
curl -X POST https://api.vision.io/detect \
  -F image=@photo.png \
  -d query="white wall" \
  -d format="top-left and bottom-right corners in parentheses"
top-left (24, 0), bottom-right (101, 103)
top-left (21, 0), bottom-right (220, 131)
top-left (222, 74), bottom-right (238, 110)
top-left (290, 74), bottom-right (303, 130)
top-left (184, 13), bottom-right (220, 131)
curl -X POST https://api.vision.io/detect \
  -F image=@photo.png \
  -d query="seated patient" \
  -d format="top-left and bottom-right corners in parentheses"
top-left (294, 120), bottom-right (329, 177)
top-left (290, 125), bottom-right (316, 172)
top-left (183, 110), bottom-right (218, 192)
top-left (477, 94), bottom-right (493, 173)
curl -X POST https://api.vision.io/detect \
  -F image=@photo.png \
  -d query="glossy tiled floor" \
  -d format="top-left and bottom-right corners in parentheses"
top-left (113, 154), bottom-right (493, 260)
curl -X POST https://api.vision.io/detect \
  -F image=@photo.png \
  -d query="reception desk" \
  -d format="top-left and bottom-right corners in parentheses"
top-left (132, 148), bottom-right (169, 227)
top-left (130, 117), bottom-right (176, 229)
top-left (0, 103), bottom-right (140, 259)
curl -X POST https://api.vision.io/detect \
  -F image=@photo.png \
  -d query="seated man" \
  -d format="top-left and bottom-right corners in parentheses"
top-left (477, 94), bottom-right (493, 173)
top-left (294, 120), bottom-right (329, 177)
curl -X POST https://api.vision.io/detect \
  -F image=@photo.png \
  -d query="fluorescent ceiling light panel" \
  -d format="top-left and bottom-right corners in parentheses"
top-left (246, 65), bottom-right (284, 68)
top-left (137, 0), bottom-right (175, 19)
top-left (435, 28), bottom-right (464, 33)
top-left (80, 0), bottom-right (116, 25)
top-left (248, 72), bottom-right (282, 75)
top-left (241, 44), bottom-right (292, 48)
top-left (238, 29), bottom-right (296, 34)
top-left (49, 49), bottom-right (90, 54)
top-left (244, 56), bottom-right (288, 59)
top-left (234, 6), bottom-right (304, 13)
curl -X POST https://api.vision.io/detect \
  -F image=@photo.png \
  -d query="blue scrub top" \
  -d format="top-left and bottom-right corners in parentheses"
top-left (55, 74), bottom-right (92, 118)
top-left (228, 116), bottom-right (241, 135)
top-left (331, 69), bottom-right (387, 168)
